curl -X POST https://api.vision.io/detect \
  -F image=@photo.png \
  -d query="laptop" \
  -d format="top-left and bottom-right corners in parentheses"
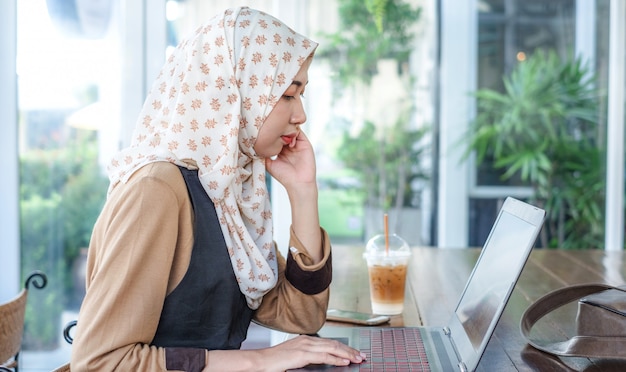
top-left (293, 196), bottom-right (545, 372)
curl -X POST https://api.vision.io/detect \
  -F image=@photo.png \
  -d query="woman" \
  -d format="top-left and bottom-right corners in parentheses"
top-left (71, 7), bottom-right (365, 371)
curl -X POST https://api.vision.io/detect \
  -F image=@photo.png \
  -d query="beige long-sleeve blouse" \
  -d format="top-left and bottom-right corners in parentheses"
top-left (70, 161), bottom-right (331, 371)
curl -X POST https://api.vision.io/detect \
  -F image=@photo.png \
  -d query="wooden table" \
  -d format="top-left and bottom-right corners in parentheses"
top-left (326, 245), bottom-right (626, 371)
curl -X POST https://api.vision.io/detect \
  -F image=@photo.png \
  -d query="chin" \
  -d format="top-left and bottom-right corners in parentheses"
top-left (260, 149), bottom-right (280, 159)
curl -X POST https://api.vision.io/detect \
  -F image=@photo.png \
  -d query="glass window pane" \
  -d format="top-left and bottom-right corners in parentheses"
top-left (478, 22), bottom-right (505, 92)
top-left (17, 0), bottom-right (120, 368)
top-left (478, 0), bottom-right (505, 14)
top-left (514, 18), bottom-right (575, 56)
top-left (472, 0), bottom-right (609, 249)
top-left (475, 0), bottom-right (575, 188)
top-left (516, 0), bottom-right (573, 17)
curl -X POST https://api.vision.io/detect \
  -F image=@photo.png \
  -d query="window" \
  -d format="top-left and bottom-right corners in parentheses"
top-left (15, 0), bottom-right (121, 368)
top-left (471, 0), bottom-right (575, 247)
top-left (475, 0), bottom-right (575, 188)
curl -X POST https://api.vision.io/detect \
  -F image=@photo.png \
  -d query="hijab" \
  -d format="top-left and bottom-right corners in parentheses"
top-left (107, 7), bottom-right (318, 309)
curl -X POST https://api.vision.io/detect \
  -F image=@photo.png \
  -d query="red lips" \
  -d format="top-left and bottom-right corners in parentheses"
top-left (281, 134), bottom-right (297, 145)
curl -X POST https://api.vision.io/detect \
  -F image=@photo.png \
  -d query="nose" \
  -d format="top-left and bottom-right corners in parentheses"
top-left (290, 99), bottom-right (306, 125)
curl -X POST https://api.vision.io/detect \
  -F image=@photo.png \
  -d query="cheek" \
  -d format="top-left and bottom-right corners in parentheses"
top-left (258, 118), bottom-right (281, 142)
top-left (266, 100), bottom-right (290, 122)
top-left (253, 130), bottom-right (277, 158)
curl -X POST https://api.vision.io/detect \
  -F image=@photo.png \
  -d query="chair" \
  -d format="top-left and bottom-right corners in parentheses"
top-left (50, 321), bottom-right (76, 372)
top-left (0, 271), bottom-right (47, 372)
top-left (51, 363), bottom-right (71, 372)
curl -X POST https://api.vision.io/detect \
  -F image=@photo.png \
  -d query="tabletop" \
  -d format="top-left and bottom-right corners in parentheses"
top-left (326, 245), bottom-right (626, 371)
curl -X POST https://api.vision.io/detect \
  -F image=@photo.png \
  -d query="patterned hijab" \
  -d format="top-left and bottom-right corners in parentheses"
top-left (107, 7), bottom-right (318, 309)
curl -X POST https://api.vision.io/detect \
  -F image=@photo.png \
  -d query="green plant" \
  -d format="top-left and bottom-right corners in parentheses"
top-left (20, 193), bottom-right (65, 349)
top-left (465, 49), bottom-right (604, 249)
top-left (319, 0), bottom-right (426, 211)
top-left (60, 146), bottom-right (109, 259)
top-left (19, 134), bottom-right (108, 348)
top-left (337, 118), bottom-right (429, 211)
top-left (317, 169), bottom-right (366, 239)
top-left (21, 139), bottom-right (108, 258)
top-left (317, 0), bottom-right (421, 87)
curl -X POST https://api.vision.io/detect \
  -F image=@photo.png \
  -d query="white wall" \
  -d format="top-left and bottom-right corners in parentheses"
top-left (436, 0), bottom-right (475, 247)
top-left (0, 0), bottom-right (20, 302)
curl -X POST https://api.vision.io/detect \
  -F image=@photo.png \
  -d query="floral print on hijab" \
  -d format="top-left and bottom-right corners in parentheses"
top-left (107, 7), bottom-right (318, 309)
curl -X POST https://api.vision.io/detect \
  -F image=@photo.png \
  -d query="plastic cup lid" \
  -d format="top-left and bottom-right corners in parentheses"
top-left (364, 233), bottom-right (411, 257)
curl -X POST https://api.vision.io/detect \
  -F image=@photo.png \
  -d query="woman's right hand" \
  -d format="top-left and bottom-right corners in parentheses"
top-left (261, 334), bottom-right (366, 370)
top-left (207, 335), bottom-right (366, 371)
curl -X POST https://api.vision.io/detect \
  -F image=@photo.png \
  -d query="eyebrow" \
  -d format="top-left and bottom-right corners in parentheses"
top-left (291, 80), bottom-right (309, 87)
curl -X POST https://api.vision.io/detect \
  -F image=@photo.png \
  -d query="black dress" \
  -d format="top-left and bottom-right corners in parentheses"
top-left (151, 166), bottom-right (253, 350)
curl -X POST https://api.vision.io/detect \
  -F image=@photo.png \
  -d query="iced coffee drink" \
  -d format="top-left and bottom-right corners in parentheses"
top-left (367, 261), bottom-right (408, 314)
top-left (364, 234), bottom-right (411, 315)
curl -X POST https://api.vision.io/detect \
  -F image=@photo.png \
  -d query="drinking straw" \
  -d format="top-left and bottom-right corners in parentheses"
top-left (384, 213), bottom-right (389, 256)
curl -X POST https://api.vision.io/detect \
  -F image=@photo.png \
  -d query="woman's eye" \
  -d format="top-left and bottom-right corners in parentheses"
top-left (282, 93), bottom-right (304, 101)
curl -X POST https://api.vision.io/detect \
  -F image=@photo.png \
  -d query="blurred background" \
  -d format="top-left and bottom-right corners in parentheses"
top-left (1, 0), bottom-right (624, 370)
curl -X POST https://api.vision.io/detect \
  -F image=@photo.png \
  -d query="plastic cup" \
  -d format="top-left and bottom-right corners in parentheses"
top-left (363, 233), bottom-right (411, 315)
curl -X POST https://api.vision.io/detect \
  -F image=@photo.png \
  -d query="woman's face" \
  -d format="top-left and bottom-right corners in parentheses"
top-left (253, 58), bottom-right (312, 158)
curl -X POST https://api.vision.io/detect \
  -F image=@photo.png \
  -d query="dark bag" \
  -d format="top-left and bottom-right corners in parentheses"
top-left (520, 283), bottom-right (626, 359)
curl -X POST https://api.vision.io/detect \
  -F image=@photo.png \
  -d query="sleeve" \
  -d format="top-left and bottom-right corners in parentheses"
top-left (284, 226), bottom-right (332, 295)
top-left (252, 227), bottom-right (332, 335)
top-left (70, 173), bottom-right (208, 371)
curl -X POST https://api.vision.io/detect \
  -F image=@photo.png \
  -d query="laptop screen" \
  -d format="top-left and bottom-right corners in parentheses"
top-left (447, 197), bottom-right (545, 371)
top-left (455, 211), bottom-right (537, 350)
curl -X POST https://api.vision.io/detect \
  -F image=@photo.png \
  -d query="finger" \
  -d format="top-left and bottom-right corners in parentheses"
top-left (305, 348), bottom-right (365, 368)
top-left (302, 337), bottom-right (366, 364)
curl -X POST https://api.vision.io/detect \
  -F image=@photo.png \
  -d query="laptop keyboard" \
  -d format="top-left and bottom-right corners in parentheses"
top-left (357, 328), bottom-right (431, 371)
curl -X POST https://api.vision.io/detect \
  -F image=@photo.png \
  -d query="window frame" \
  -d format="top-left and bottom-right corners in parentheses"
top-left (1, 0), bottom-right (20, 302)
